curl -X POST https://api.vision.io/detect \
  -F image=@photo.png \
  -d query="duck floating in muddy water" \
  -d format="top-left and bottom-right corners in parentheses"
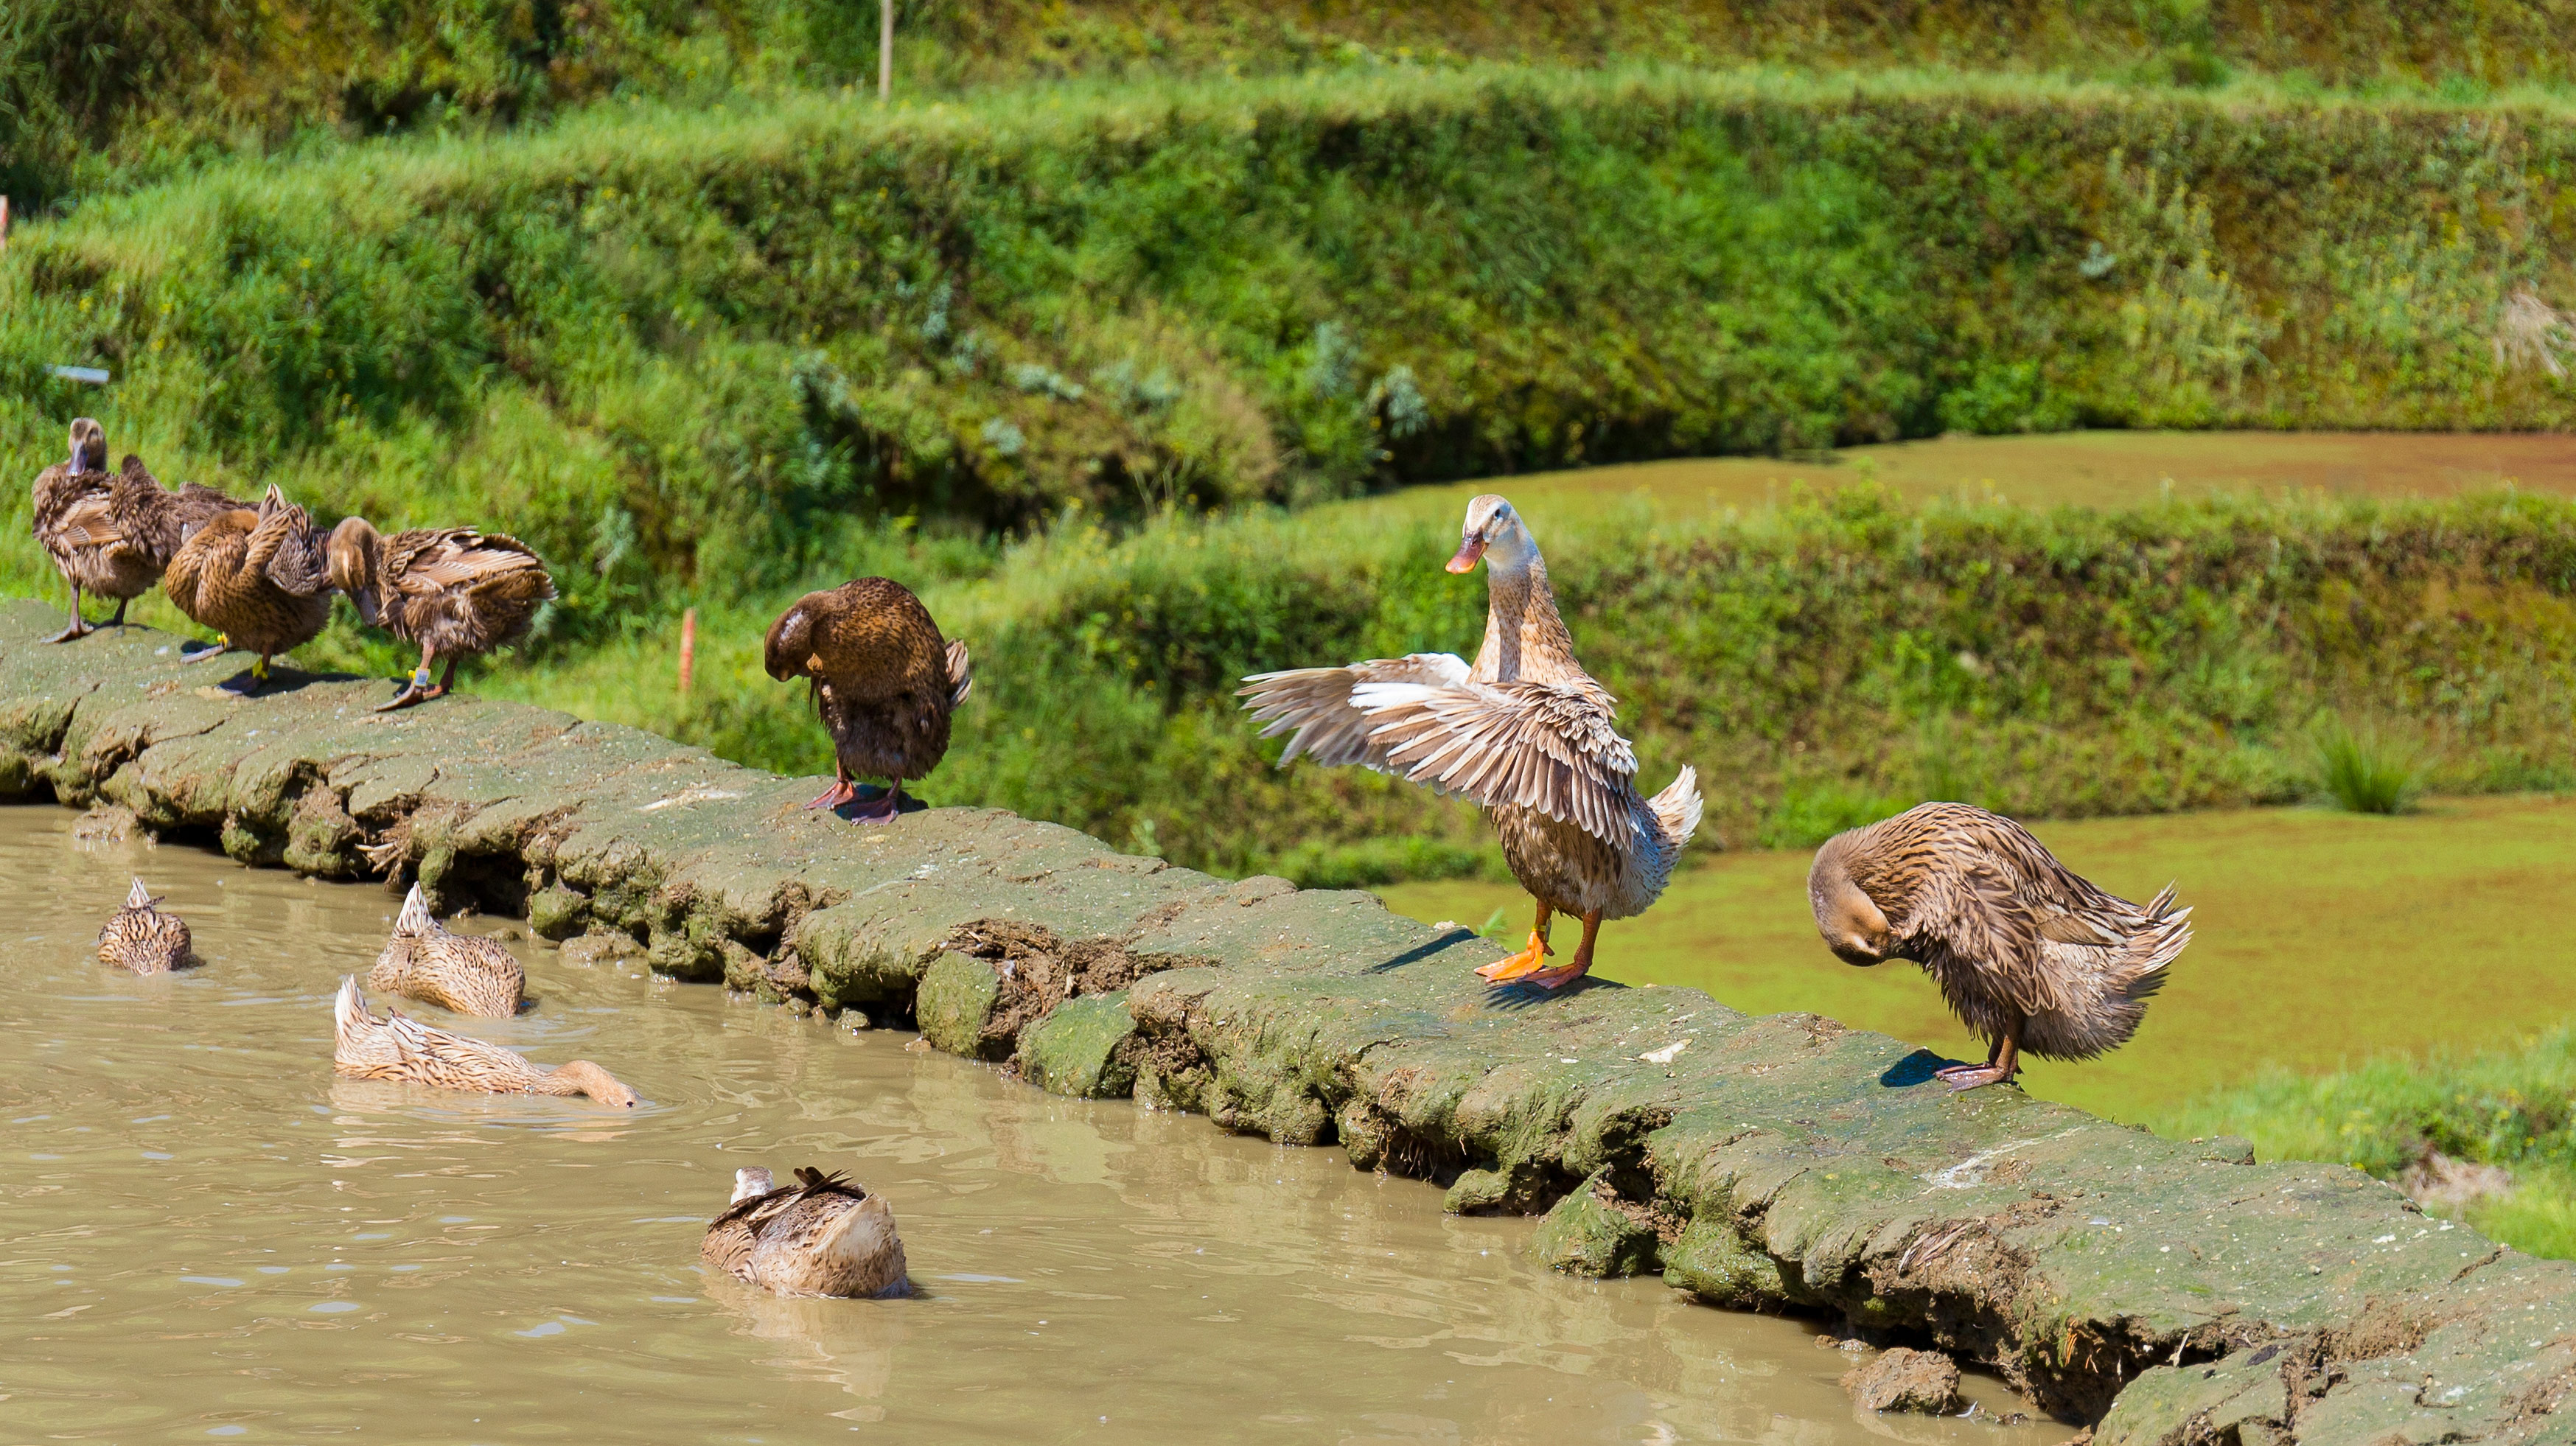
top-left (1238, 495), bottom-right (1701, 990)
top-left (331, 977), bottom-right (637, 1106)
top-left (97, 878), bottom-right (193, 973)
top-left (1807, 801), bottom-right (2192, 1092)
top-left (764, 578), bottom-right (973, 823)
top-left (705, 1166), bottom-right (910, 1299)
top-left (327, 517), bottom-right (556, 711)
top-left (163, 484), bottom-right (335, 694)
top-left (366, 884), bottom-right (526, 1018)
top-left (31, 419), bottom-right (249, 642)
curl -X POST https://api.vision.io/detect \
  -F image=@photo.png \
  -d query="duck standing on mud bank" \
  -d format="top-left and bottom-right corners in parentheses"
top-left (1238, 495), bottom-right (1702, 990)
top-left (162, 484), bottom-right (335, 694)
top-left (764, 579), bottom-right (973, 823)
top-left (30, 419), bottom-right (248, 642)
top-left (1807, 802), bottom-right (2192, 1091)
top-left (327, 517), bottom-right (556, 711)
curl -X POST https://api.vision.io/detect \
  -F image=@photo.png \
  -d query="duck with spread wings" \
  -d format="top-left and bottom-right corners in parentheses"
top-left (1807, 801), bottom-right (2192, 1091)
top-left (1238, 495), bottom-right (1702, 990)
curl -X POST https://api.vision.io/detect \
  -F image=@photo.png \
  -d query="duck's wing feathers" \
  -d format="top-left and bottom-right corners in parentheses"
top-left (1241, 656), bottom-right (1641, 845)
top-left (945, 639), bottom-right (972, 708)
top-left (1239, 654), bottom-right (1471, 768)
top-left (387, 528), bottom-right (556, 604)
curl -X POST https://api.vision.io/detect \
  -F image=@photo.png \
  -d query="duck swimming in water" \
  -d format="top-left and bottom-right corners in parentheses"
top-left (327, 518), bottom-right (556, 710)
top-left (764, 579), bottom-right (972, 822)
top-left (1238, 495), bottom-right (1702, 990)
top-left (97, 878), bottom-right (192, 973)
top-left (366, 884), bottom-right (526, 1018)
top-left (331, 977), bottom-right (636, 1106)
top-left (1807, 802), bottom-right (2192, 1092)
top-left (162, 485), bottom-right (335, 694)
top-left (30, 420), bottom-right (246, 642)
top-left (705, 1165), bottom-right (910, 1299)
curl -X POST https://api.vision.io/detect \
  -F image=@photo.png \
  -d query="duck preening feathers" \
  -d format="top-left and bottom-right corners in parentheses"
top-left (1238, 495), bottom-right (1701, 990)
top-left (366, 884), bottom-right (526, 1018)
top-left (332, 977), bottom-right (636, 1106)
top-left (162, 484), bottom-right (335, 693)
top-left (30, 420), bottom-right (246, 642)
top-left (705, 1165), bottom-right (910, 1299)
top-left (764, 579), bottom-right (972, 822)
top-left (1807, 801), bottom-right (2192, 1092)
top-left (97, 878), bottom-right (193, 974)
top-left (327, 518), bottom-right (556, 710)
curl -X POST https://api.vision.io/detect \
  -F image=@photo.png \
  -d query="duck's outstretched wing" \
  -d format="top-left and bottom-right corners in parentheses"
top-left (1239, 654), bottom-right (1470, 767)
top-left (1241, 656), bottom-right (1641, 845)
top-left (388, 528), bottom-right (556, 604)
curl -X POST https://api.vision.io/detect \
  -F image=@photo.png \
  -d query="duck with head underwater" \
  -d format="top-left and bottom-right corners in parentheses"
top-left (1239, 495), bottom-right (1702, 990)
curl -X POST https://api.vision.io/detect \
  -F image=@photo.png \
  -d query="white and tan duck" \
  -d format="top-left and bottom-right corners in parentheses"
top-left (1240, 495), bottom-right (1701, 988)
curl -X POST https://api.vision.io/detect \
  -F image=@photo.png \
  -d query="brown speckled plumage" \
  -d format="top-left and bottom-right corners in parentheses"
top-left (365, 884), bottom-right (525, 1018)
top-left (704, 1165), bottom-right (909, 1299)
top-left (163, 484), bottom-right (334, 685)
top-left (1808, 802), bottom-right (2191, 1087)
top-left (332, 977), bottom-right (635, 1106)
top-left (31, 419), bottom-right (246, 639)
top-left (1238, 495), bottom-right (1700, 988)
top-left (328, 518), bottom-right (555, 708)
top-left (764, 579), bottom-right (972, 814)
top-left (97, 877), bottom-right (193, 974)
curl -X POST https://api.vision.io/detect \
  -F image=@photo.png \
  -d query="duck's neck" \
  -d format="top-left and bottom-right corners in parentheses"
top-left (1472, 536), bottom-right (1580, 684)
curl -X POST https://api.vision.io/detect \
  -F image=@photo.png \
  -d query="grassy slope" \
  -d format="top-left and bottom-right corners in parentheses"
top-left (20, 1), bottom-right (2576, 206)
top-left (13, 68), bottom-right (2576, 635)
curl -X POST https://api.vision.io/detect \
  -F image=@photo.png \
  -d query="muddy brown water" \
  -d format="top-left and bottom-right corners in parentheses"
top-left (0, 806), bottom-right (2057, 1445)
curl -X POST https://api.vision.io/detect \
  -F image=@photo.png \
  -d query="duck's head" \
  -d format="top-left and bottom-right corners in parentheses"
top-left (67, 418), bottom-right (105, 474)
top-left (731, 1166), bottom-right (776, 1204)
top-left (1447, 494), bottom-right (1538, 576)
top-left (763, 599), bottom-right (816, 682)
top-left (327, 517), bottom-right (383, 615)
top-left (1807, 837), bottom-right (1893, 967)
top-left (554, 1060), bottom-right (639, 1108)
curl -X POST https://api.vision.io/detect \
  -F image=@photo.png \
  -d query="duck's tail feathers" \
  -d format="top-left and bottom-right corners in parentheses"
top-left (125, 876), bottom-right (154, 909)
top-left (1649, 765), bottom-right (1703, 849)
top-left (332, 976), bottom-right (371, 1052)
top-left (394, 883), bottom-right (434, 937)
top-left (946, 639), bottom-right (973, 707)
top-left (2120, 905), bottom-right (2193, 1002)
top-left (2143, 881), bottom-right (2180, 918)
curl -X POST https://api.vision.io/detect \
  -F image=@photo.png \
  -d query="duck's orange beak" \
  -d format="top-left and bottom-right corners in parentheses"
top-left (1445, 536), bottom-right (1485, 573)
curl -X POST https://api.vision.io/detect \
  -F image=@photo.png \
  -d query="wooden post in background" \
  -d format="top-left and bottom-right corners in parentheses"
top-left (879, 0), bottom-right (893, 100)
top-left (678, 607), bottom-right (697, 705)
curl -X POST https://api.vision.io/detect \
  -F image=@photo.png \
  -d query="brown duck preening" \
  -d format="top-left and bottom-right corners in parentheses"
top-left (163, 484), bottom-right (334, 694)
top-left (764, 579), bottom-right (973, 822)
top-left (327, 518), bottom-right (557, 711)
top-left (705, 1165), bottom-right (910, 1299)
top-left (30, 420), bottom-right (245, 642)
top-left (97, 878), bottom-right (193, 974)
top-left (366, 884), bottom-right (526, 1018)
top-left (1238, 495), bottom-right (1702, 991)
top-left (1807, 801), bottom-right (2192, 1092)
top-left (331, 977), bottom-right (636, 1106)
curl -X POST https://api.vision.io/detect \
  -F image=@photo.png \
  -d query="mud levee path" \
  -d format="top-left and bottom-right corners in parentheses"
top-left (1, 600), bottom-right (2566, 1444)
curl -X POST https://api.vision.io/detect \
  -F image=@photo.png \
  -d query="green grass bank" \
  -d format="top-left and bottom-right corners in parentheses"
top-left (22, 1), bottom-right (2576, 208)
top-left (13, 68), bottom-right (2576, 635)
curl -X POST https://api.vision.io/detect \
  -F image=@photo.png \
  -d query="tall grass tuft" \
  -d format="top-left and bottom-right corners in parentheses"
top-left (2313, 719), bottom-right (2421, 814)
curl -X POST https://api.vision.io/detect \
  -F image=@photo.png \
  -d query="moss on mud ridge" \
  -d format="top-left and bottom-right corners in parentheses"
top-left (4, 598), bottom-right (2573, 1439)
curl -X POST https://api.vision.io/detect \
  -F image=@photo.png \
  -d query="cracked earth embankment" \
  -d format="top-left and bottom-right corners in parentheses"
top-left (3, 600), bottom-right (2568, 1442)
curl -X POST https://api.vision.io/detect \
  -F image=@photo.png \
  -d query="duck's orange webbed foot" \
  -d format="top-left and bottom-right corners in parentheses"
top-left (1521, 959), bottom-right (1593, 991)
top-left (1476, 929), bottom-right (1554, 984)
